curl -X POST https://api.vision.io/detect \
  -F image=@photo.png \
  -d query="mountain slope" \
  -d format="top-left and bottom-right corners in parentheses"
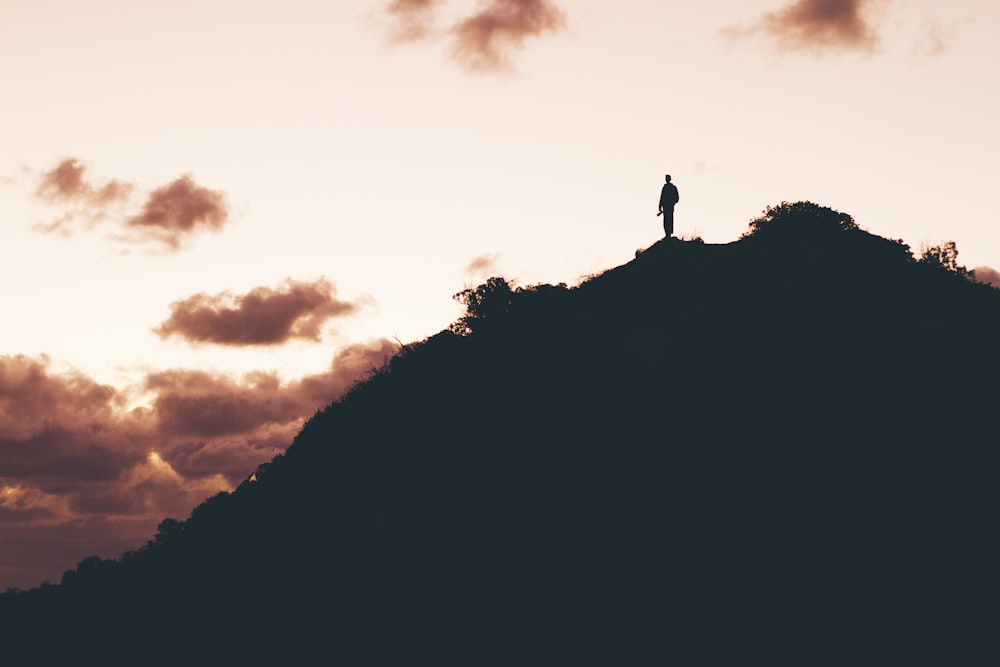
top-left (4, 203), bottom-right (1000, 665)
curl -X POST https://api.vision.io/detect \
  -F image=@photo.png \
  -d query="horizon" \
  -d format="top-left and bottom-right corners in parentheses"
top-left (2, 0), bottom-right (999, 590)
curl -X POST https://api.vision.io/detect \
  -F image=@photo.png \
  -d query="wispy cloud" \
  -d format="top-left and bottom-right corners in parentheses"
top-left (450, 0), bottom-right (566, 71)
top-left (154, 278), bottom-right (366, 346)
top-left (384, 0), bottom-right (445, 42)
top-left (378, 0), bottom-right (567, 72)
top-left (465, 253), bottom-right (502, 279)
top-left (918, 15), bottom-right (951, 58)
top-left (32, 159), bottom-right (133, 234)
top-left (31, 158), bottom-right (229, 250)
top-left (35, 158), bottom-right (132, 205)
top-left (724, 0), bottom-right (888, 54)
top-left (0, 341), bottom-right (396, 588)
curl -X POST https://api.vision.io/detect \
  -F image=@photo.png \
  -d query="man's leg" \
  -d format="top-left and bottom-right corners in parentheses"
top-left (664, 208), bottom-right (674, 238)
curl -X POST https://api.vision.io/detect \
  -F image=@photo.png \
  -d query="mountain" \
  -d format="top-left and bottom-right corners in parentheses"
top-left (4, 202), bottom-right (1000, 665)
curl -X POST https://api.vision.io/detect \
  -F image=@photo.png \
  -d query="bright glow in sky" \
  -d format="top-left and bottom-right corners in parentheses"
top-left (1, 0), bottom-right (998, 589)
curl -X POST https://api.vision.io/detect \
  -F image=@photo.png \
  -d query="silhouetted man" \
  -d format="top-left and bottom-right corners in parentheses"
top-left (658, 175), bottom-right (680, 238)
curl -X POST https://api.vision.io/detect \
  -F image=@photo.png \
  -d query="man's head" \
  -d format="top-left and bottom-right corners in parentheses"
top-left (665, 174), bottom-right (672, 183)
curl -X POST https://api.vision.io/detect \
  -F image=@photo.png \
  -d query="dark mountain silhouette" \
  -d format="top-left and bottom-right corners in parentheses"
top-left (4, 202), bottom-right (1000, 666)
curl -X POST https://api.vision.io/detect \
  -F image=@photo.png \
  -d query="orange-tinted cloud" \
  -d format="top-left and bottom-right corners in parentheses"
top-left (379, 0), bottom-right (566, 71)
top-left (725, 0), bottom-right (886, 53)
top-left (155, 278), bottom-right (365, 346)
top-left (450, 0), bottom-right (566, 71)
top-left (35, 158), bottom-right (88, 201)
top-left (145, 370), bottom-right (308, 440)
top-left (35, 158), bottom-right (132, 205)
top-left (0, 518), bottom-right (155, 591)
top-left (0, 340), bottom-right (396, 589)
top-left (124, 175), bottom-right (228, 249)
top-left (147, 340), bottom-right (395, 446)
top-left (465, 253), bottom-right (501, 279)
top-left (973, 266), bottom-right (1000, 290)
top-left (31, 158), bottom-right (228, 249)
top-left (33, 159), bottom-right (133, 233)
top-left (0, 355), bottom-right (119, 442)
top-left (384, 0), bottom-right (445, 42)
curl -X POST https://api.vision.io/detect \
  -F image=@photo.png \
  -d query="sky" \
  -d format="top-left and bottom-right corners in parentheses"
top-left (1, 0), bottom-right (998, 590)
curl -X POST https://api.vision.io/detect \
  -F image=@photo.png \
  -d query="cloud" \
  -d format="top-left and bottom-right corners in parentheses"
top-left (35, 159), bottom-right (89, 201)
top-left (384, 0), bottom-right (445, 42)
top-left (465, 253), bottom-right (502, 279)
top-left (918, 16), bottom-right (952, 58)
top-left (147, 340), bottom-right (395, 444)
top-left (378, 0), bottom-right (567, 71)
top-left (450, 0), bottom-right (566, 71)
top-left (724, 0), bottom-right (887, 53)
top-left (0, 355), bottom-right (121, 442)
top-left (31, 158), bottom-right (228, 249)
top-left (32, 159), bottom-right (133, 233)
top-left (35, 158), bottom-right (132, 205)
top-left (0, 340), bottom-right (397, 589)
top-left (145, 370), bottom-right (310, 440)
top-left (124, 175), bottom-right (229, 249)
top-left (295, 339), bottom-right (399, 405)
top-left (0, 517), bottom-right (152, 590)
top-left (155, 278), bottom-right (366, 346)
top-left (973, 266), bottom-right (1000, 290)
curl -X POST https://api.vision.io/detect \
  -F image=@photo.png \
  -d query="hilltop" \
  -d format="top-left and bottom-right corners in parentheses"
top-left (3, 202), bottom-right (1000, 665)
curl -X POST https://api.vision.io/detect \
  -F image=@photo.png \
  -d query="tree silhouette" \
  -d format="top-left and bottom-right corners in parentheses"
top-left (918, 240), bottom-right (972, 278)
top-left (450, 276), bottom-right (514, 334)
top-left (742, 200), bottom-right (859, 238)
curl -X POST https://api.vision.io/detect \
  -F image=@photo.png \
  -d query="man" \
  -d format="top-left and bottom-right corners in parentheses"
top-left (658, 174), bottom-right (680, 239)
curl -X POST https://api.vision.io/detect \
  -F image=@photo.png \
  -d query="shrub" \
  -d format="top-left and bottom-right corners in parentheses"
top-left (743, 201), bottom-right (859, 239)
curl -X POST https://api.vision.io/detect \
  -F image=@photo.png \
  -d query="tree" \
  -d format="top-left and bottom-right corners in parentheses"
top-left (450, 278), bottom-right (571, 336)
top-left (155, 518), bottom-right (184, 544)
top-left (918, 240), bottom-right (972, 278)
top-left (451, 277), bottom-right (515, 335)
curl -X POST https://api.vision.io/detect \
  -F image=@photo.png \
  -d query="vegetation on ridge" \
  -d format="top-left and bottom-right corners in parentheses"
top-left (2, 202), bottom-right (999, 666)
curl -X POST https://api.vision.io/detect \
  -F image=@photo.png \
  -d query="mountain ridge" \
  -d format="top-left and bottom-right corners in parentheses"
top-left (3, 202), bottom-right (1000, 665)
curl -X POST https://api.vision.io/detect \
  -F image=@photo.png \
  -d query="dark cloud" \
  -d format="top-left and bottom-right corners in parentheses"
top-left (145, 370), bottom-right (309, 439)
top-left (450, 0), bottom-right (566, 71)
top-left (125, 175), bottom-right (229, 249)
top-left (161, 436), bottom-right (289, 484)
top-left (725, 0), bottom-right (887, 53)
top-left (0, 340), bottom-right (397, 590)
top-left (154, 279), bottom-right (364, 346)
top-left (0, 517), bottom-right (152, 590)
top-left (0, 356), bottom-right (149, 493)
top-left (973, 266), bottom-right (1000, 290)
top-left (295, 339), bottom-right (400, 406)
top-left (384, 0), bottom-right (445, 42)
top-left (31, 158), bottom-right (228, 249)
top-left (379, 0), bottom-right (566, 71)
top-left (146, 339), bottom-right (396, 447)
top-left (0, 354), bottom-right (120, 443)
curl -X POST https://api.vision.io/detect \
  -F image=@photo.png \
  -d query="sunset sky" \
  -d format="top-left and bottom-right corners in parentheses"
top-left (2, 0), bottom-right (998, 590)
